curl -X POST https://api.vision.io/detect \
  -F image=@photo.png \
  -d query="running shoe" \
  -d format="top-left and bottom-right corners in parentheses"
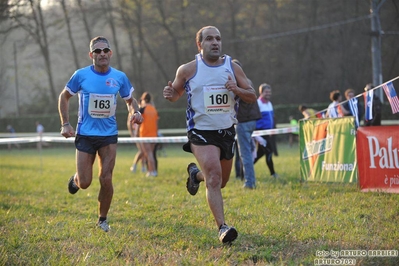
top-left (146, 171), bottom-right (158, 177)
top-left (186, 163), bottom-right (200, 195)
top-left (218, 224), bottom-right (238, 243)
top-left (97, 220), bottom-right (110, 232)
top-left (68, 175), bottom-right (79, 194)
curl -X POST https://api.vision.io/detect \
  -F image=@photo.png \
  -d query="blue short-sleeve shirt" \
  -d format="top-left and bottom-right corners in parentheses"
top-left (65, 65), bottom-right (133, 136)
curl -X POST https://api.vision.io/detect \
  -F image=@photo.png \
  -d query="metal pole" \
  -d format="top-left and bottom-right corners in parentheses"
top-left (370, 0), bottom-right (385, 101)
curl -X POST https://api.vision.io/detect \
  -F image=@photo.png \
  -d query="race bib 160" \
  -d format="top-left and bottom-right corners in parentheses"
top-left (203, 86), bottom-right (233, 114)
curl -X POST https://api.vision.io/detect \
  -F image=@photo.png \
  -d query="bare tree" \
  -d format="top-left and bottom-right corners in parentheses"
top-left (135, 0), bottom-right (173, 83)
top-left (0, 54), bottom-right (9, 115)
top-left (76, 0), bottom-right (92, 43)
top-left (101, 0), bottom-right (123, 70)
top-left (60, 0), bottom-right (80, 70)
top-left (118, 0), bottom-right (143, 90)
top-left (9, 0), bottom-right (57, 101)
top-left (0, 0), bottom-right (10, 22)
top-left (154, 0), bottom-right (181, 67)
top-left (226, 0), bottom-right (240, 57)
top-left (1, 0), bottom-right (398, 117)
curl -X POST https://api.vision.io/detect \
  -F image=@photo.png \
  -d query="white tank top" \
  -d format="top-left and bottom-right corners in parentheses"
top-left (185, 54), bottom-right (238, 131)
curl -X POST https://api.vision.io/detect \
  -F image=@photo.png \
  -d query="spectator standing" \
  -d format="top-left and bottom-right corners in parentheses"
top-left (58, 36), bottom-right (143, 232)
top-left (36, 121), bottom-right (45, 150)
top-left (298, 105), bottom-right (319, 119)
top-left (163, 26), bottom-right (257, 243)
top-left (127, 114), bottom-right (147, 173)
top-left (343, 88), bottom-right (363, 128)
top-left (232, 59), bottom-right (261, 189)
top-left (326, 90), bottom-right (348, 118)
top-left (138, 92), bottom-right (159, 177)
top-left (6, 125), bottom-right (20, 150)
top-left (254, 83), bottom-right (279, 178)
top-left (234, 144), bottom-right (243, 180)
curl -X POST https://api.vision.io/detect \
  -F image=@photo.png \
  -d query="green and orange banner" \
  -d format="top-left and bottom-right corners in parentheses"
top-left (299, 117), bottom-right (357, 183)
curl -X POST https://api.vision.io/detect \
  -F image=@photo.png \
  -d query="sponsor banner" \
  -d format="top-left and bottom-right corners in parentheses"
top-left (357, 126), bottom-right (399, 193)
top-left (300, 117), bottom-right (357, 183)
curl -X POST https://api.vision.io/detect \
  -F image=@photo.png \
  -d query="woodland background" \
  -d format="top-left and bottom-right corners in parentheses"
top-left (0, 0), bottom-right (398, 130)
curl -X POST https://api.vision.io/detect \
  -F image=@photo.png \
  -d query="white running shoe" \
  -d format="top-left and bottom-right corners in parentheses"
top-left (218, 224), bottom-right (238, 243)
top-left (97, 220), bottom-right (110, 232)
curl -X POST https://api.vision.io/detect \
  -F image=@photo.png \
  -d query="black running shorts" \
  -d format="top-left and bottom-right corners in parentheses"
top-left (75, 134), bottom-right (118, 154)
top-left (183, 125), bottom-right (236, 160)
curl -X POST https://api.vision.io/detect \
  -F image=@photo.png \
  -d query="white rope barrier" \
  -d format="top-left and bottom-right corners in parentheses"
top-left (252, 126), bottom-right (298, 137)
top-left (0, 137), bottom-right (43, 145)
top-left (0, 126), bottom-right (299, 145)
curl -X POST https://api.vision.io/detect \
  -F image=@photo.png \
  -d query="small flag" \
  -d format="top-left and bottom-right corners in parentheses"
top-left (337, 105), bottom-right (344, 117)
top-left (327, 103), bottom-right (342, 118)
top-left (316, 111), bottom-right (325, 118)
top-left (383, 82), bottom-right (399, 114)
top-left (348, 98), bottom-right (359, 128)
top-left (364, 90), bottom-right (373, 121)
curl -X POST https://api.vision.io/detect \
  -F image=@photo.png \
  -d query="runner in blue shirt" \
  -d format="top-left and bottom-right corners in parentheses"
top-left (58, 36), bottom-right (143, 232)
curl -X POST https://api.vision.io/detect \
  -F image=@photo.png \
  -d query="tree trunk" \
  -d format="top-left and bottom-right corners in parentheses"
top-left (60, 0), bottom-right (80, 70)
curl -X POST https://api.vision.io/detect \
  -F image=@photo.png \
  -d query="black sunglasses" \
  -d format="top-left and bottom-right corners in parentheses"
top-left (91, 48), bottom-right (111, 54)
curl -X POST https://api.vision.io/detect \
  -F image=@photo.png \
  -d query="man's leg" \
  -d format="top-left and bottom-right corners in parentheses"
top-left (191, 143), bottom-right (237, 243)
top-left (237, 121), bottom-right (257, 188)
top-left (153, 143), bottom-right (158, 171)
top-left (264, 136), bottom-right (276, 176)
top-left (142, 143), bottom-right (157, 176)
top-left (75, 150), bottom-right (96, 189)
top-left (234, 144), bottom-right (242, 179)
top-left (253, 141), bottom-right (266, 164)
top-left (131, 143), bottom-right (144, 172)
top-left (97, 144), bottom-right (117, 219)
top-left (191, 144), bottom-right (225, 227)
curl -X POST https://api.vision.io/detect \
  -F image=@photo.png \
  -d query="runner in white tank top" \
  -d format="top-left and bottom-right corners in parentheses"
top-left (185, 53), bottom-right (237, 131)
top-left (163, 26), bottom-right (257, 244)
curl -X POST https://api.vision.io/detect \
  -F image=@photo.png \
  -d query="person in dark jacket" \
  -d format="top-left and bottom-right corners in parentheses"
top-left (342, 88), bottom-right (363, 128)
top-left (233, 59), bottom-right (261, 189)
top-left (364, 83), bottom-right (382, 126)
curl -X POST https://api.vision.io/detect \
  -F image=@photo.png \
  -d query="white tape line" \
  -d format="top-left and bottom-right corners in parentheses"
top-left (0, 136), bottom-right (188, 144)
top-left (252, 126), bottom-right (298, 137)
top-left (118, 136), bottom-right (188, 143)
top-left (0, 137), bottom-right (42, 144)
top-left (0, 127), bottom-right (299, 145)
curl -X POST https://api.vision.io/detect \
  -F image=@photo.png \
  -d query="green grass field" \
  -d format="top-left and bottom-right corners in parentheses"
top-left (1, 142), bottom-right (399, 265)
